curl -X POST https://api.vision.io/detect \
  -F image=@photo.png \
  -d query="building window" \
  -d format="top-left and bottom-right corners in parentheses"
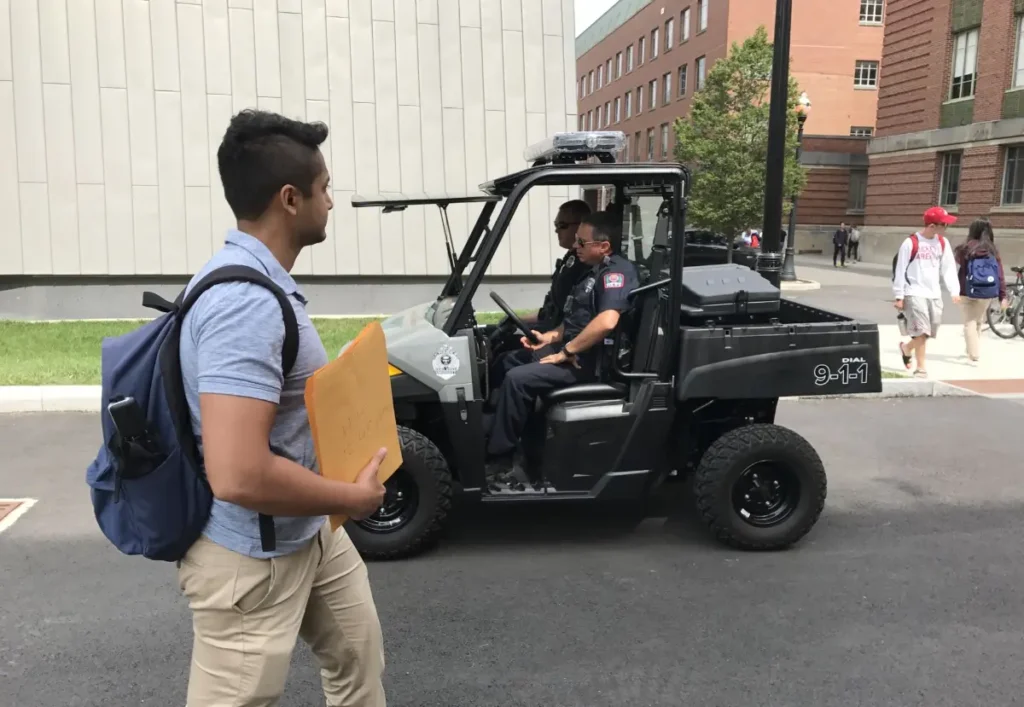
top-left (625, 91), bottom-right (633, 118)
top-left (1003, 146), bottom-right (1024, 205)
top-left (606, 59), bottom-right (613, 82)
top-left (652, 27), bottom-right (660, 58)
top-left (637, 85), bottom-right (644, 113)
top-left (589, 70), bottom-right (594, 92)
top-left (578, 114), bottom-right (584, 130)
top-left (848, 170), bottom-right (868, 212)
top-left (626, 44), bottom-right (634, 72)
top-left (649, 78), bottom-right (658, 108)
top-left (1013, 17), bottom-right (1024, 88)
top-left (596, 105), bottom-right (602, 127)
top-left (850, 126), bottom-right (874, 137)
top-left (614, 96), bottom-right (621, 123)
top-left (696, 56), bottom-right (706, 90)
top-left (681, 8), bottom-right (690, 42)
top-left (605, 101), bottom-right (611, 126)
top-left (616, 52), bottom-right (623, 79)
top-left (950, 29), bottom-right (978, 99)
top-left (678, 65), bottom-right (688, 96)
top-left (647, 128), bottom-right (655, 160)
top-left (854, 60), bottom-right (879, 88)
top-left (587, 110), bottom-right (592, 130)
top-left (698, 0), bottom-right (707, 32)
top-left (939, 152), bottom-right (962, 206)
top-left (638, 36), bottom-right (646, 64)
top-left (859, 0), bottom-right (884, 24)
top-left (635, 131), bottom-right (643, 160)
top-left (664, 72), bottom-right (672, 104)
top-left (661, 123), bottom-right (670, 158)
top-left (597, 65), bottom-right (603, 89)
top-left (665, 18), bottom-right (674, 49)
top-left (623, 139), bottom-right (630, 162)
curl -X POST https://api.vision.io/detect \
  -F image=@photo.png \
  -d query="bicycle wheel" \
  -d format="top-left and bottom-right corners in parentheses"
top-left (1012, 293), bottom-right (1024, 339)
top-left (987, 290), bottom-right (1020, 339)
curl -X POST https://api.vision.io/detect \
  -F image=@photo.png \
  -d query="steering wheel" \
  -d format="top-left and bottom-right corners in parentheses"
top-left (489, 291), bottom-right (540, 346)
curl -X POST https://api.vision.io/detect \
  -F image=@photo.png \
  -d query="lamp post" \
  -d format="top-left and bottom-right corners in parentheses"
top-left (780, 92), bottom-right (811, 282)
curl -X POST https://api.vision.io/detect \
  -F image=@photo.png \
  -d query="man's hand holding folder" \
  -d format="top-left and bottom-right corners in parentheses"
top-left (348, 447), bottom-right (388, 519)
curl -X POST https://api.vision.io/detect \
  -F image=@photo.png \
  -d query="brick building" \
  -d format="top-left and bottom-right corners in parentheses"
top-left (574, 0), bottom-right (885, 230)
top-left (856, 0), bottom-right (1024, 265)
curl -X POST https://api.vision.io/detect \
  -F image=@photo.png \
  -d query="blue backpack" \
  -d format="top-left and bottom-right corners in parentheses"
top-left (85, 265), bottom-right (299, 562)
top-left (965, 252), bottom-right (1001, 299)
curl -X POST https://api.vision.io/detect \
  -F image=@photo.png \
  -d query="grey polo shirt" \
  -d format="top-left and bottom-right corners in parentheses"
top-left (179, 229), bottom-right (329, 558)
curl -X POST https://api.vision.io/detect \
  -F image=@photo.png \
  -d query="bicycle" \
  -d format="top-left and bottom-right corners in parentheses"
top-left (986, 265), bottom-right (1024, 339)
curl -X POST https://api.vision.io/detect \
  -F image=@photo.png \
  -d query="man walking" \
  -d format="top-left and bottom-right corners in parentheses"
top-left (832, 222), bottom-right (849, 267)
top-left (177, 109), bottom-right (389, 706)
top-left (848, 224), bottom-right (861, 262)
top-left (893, 206), bottom-right (961, 378)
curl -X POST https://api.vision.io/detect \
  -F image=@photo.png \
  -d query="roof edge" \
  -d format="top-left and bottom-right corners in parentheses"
top-left (575, 0), bottom-right (654, 59)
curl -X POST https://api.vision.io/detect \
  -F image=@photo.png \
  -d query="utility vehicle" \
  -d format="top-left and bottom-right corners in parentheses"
top-left (344, 131), bottom-right (882, 560)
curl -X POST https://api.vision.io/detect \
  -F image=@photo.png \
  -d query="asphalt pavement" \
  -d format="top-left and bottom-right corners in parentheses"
top-left (4, 399), bottom-right (1024, 707)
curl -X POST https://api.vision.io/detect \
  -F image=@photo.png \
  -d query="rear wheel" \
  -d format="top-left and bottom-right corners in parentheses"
top-left (694, 423), bottom-right (826, 551)
top-left (986, 293), bottom-right (1020, 339)
top-left (345, 426), bottom-right (453, 561)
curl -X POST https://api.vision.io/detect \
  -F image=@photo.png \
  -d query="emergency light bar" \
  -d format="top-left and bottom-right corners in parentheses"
top-left (523, 131), bottom-right (627, 165)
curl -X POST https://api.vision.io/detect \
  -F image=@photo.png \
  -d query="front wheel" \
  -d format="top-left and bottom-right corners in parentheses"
top-left (345, 426), bottom-right (453, 561)
top-left (986, 294), bottom-right (1020, 339)
top-left (694, 424), bottom-right (827, 551)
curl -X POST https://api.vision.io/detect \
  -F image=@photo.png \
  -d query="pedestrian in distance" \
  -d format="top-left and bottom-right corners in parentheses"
top-left (893, 206), bottom-right (961, 378)
top-left (954, 217), bottom-right (1007, 364)
top-left (832, 222), bottom-right (849, 267)
top-left (176, 110), bottom-right (389, 706)
top-left (848, 224), bottom-right (861, 262)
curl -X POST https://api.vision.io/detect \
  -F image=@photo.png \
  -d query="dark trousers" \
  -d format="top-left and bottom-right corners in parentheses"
top-left (486, 344), bottom-right (592, 458)
top-left (848, 241), bottom-right (859, 260)
top-left (833, 243), bottom-right (846, 266)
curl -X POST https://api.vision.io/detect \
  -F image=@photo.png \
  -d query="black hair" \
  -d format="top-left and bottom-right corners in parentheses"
top-left (216, 109), bottom-right (330, 220)
top-left (580, 211), bottom-right (623, 253)
top-left (558, 199), bottom-right (592, 220)
top-left (964, 217), bottom-right (998, 256)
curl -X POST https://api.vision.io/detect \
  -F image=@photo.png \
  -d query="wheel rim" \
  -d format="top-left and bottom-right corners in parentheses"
top-left (731, 462), bottom-right (801, 528)
top-left (356, 468), bottom-right (420, 533)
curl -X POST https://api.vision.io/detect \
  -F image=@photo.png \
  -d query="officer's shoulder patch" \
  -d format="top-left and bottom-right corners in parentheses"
top-left (603, 272), bottom-right (625, 289)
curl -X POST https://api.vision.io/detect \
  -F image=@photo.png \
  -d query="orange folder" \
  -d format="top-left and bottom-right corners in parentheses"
top-left (305, 320), bottom-right (403, 530)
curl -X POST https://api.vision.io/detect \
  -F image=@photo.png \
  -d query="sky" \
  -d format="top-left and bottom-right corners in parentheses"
top-left (575, 0), bottom-right (619, 37)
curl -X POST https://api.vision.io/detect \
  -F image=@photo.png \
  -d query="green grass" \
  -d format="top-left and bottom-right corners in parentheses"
top-left (0, 313), bottom-right (512, 386)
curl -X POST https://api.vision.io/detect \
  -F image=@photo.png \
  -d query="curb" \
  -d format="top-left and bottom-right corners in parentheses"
top-left (0, 377), bottom-right (985, 414)
top-left (779, 279), bottom-right (821, 292)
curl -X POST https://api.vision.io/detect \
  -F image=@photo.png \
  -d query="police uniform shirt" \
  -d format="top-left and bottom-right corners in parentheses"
top-left (560, 253), bottom-right (639, 347)
top-left (537, 252), bottom-right (590, 328)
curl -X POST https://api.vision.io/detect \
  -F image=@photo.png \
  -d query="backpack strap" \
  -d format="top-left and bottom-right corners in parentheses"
top-left (166, 264), bottom-right (302, 554)
top-left (178, 265), bottom-right (300, 377)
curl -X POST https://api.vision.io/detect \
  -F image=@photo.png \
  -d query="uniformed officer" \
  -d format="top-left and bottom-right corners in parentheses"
top-left (525, 199), bottom-right (593, 333)
top-left (486, 211), bottom-right (639, 474)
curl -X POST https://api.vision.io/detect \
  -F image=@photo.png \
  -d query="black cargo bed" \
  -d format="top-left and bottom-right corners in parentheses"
top-left (675, 298), bottom-right (883, 400)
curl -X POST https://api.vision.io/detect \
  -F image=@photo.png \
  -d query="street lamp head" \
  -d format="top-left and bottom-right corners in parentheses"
top-left (795, 91), bottom-right (811, 125)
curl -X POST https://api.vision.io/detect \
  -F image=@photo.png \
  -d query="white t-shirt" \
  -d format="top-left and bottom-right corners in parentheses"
top-left (892, 233), bottom-right (960, 300)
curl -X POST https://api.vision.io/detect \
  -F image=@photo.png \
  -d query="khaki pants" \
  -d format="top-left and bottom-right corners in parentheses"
top-left (961, 297), bottom-right (992, 360)
top-left (177, 523), bottom-right (385, 707)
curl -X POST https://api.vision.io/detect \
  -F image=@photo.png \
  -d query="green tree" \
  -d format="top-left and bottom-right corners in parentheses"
top-left (673, 25), bottom-right (807, 261)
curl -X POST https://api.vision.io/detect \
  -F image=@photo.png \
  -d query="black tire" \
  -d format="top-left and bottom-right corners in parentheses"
top-left (986, 295), bottom-right (1019, 339)
top-left (345, 426), bottom-right (453, 561)
top-left (1011, 296), bottom-right (1024, 339)
top-left (694, 423), bottom-right (826, 551)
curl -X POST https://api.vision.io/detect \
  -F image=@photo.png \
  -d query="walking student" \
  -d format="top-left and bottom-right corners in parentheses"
top-left (848, 225), bottom-right (861, 262)
top-left (832, 222), bottom-right (849, 267)
top-left (954, 218), bottom-right (1007, 363)
top-left (176, 109), bottom-right (389, 706)
top-left (893, 206), bottom-right (961, 378)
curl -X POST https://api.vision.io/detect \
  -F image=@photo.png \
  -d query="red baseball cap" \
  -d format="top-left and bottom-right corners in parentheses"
top-left (923, 206), bottom-right (957, 225)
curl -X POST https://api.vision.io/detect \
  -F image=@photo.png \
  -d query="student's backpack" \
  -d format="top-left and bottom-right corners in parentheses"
top-left (964, 251), bottom-right (1001, 299)
top-left (85, 265), bottom-right (299, 562)
top-left (892, 233), bottom-right (946, 282)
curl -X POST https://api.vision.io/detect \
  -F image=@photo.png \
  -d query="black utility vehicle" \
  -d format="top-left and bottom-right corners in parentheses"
top-left (345, 131), bottom-right (882, 560)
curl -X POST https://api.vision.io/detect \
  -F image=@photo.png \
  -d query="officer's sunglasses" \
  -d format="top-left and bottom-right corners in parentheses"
top-left (575, 237), bottom-right (601, 248)
top-left (554, 221), bottom-right (580, 230)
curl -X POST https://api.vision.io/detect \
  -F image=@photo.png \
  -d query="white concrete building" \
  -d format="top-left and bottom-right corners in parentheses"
top-left (0, 0), bottom-right (578, 316)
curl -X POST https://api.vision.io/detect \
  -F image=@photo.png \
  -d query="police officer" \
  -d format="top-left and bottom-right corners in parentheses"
top-left (486, 211), bottom-right (639, 476)
top-left (527, 199), bottom-right (593, 332)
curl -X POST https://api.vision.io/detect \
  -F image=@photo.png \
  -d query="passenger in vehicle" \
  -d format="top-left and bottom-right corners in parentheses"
top-left (522, 199), bottom-right (593, 333)
top-left (485, 211), bottom-right (639, 486)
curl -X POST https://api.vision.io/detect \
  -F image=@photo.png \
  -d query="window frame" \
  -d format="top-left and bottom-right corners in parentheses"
top-left (854, 59), bottom-right (879, 89)
top-left (637, 85), bottom-right (644, 113)
top-left (938, 151), bottom-right (962, 207)
top-left (681, 7), bottom-right (691, 42)
top-left (696, 55), bottom-right (706, 90)
top-left (849, 126), bottom-right (874, 137)
top-left (605, 101), bottom-right (612, 127)
top-left (859, 0), bottom-right (884, 25)
top-left (949, 28), bottom-right (979, 100)
top-left (1002, 145), bottom-right (1024, 206)
top-left (616, 51), bottom-right (623, 79)
top-left (646, 127), bottom-right (655, 161)
top-left (626, 44), bottom-right (634, 73)
top-left (652, 27), bottom-right (660, 58)
top-left (638, 36), bottom-right (646, 65)
top-left (847, 169), bottom-right (868, 213)
top-left (698, 0), bottom-right (708, 32)
top-left (679, 64), bottom-right (688, 97)
top-left (663, 71), bottom-right (672, 105)
top-left (661, 123), bottom-right (670, 158)
top-left (614, 96), bottom-right (621, 123)
top-left (1013, 16), bottom-right (1024, 89)
top-left (649, 78), bottom-right (658, 108)
top-left (665, 17), bottom-right (674, 50)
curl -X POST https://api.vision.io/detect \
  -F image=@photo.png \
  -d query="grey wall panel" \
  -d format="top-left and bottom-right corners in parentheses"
top-left (2, 0), bottom-right (575, 280)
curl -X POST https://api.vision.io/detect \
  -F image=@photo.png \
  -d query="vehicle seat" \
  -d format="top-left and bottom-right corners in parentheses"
top-left (541, 382), bottom-right (627, 404)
